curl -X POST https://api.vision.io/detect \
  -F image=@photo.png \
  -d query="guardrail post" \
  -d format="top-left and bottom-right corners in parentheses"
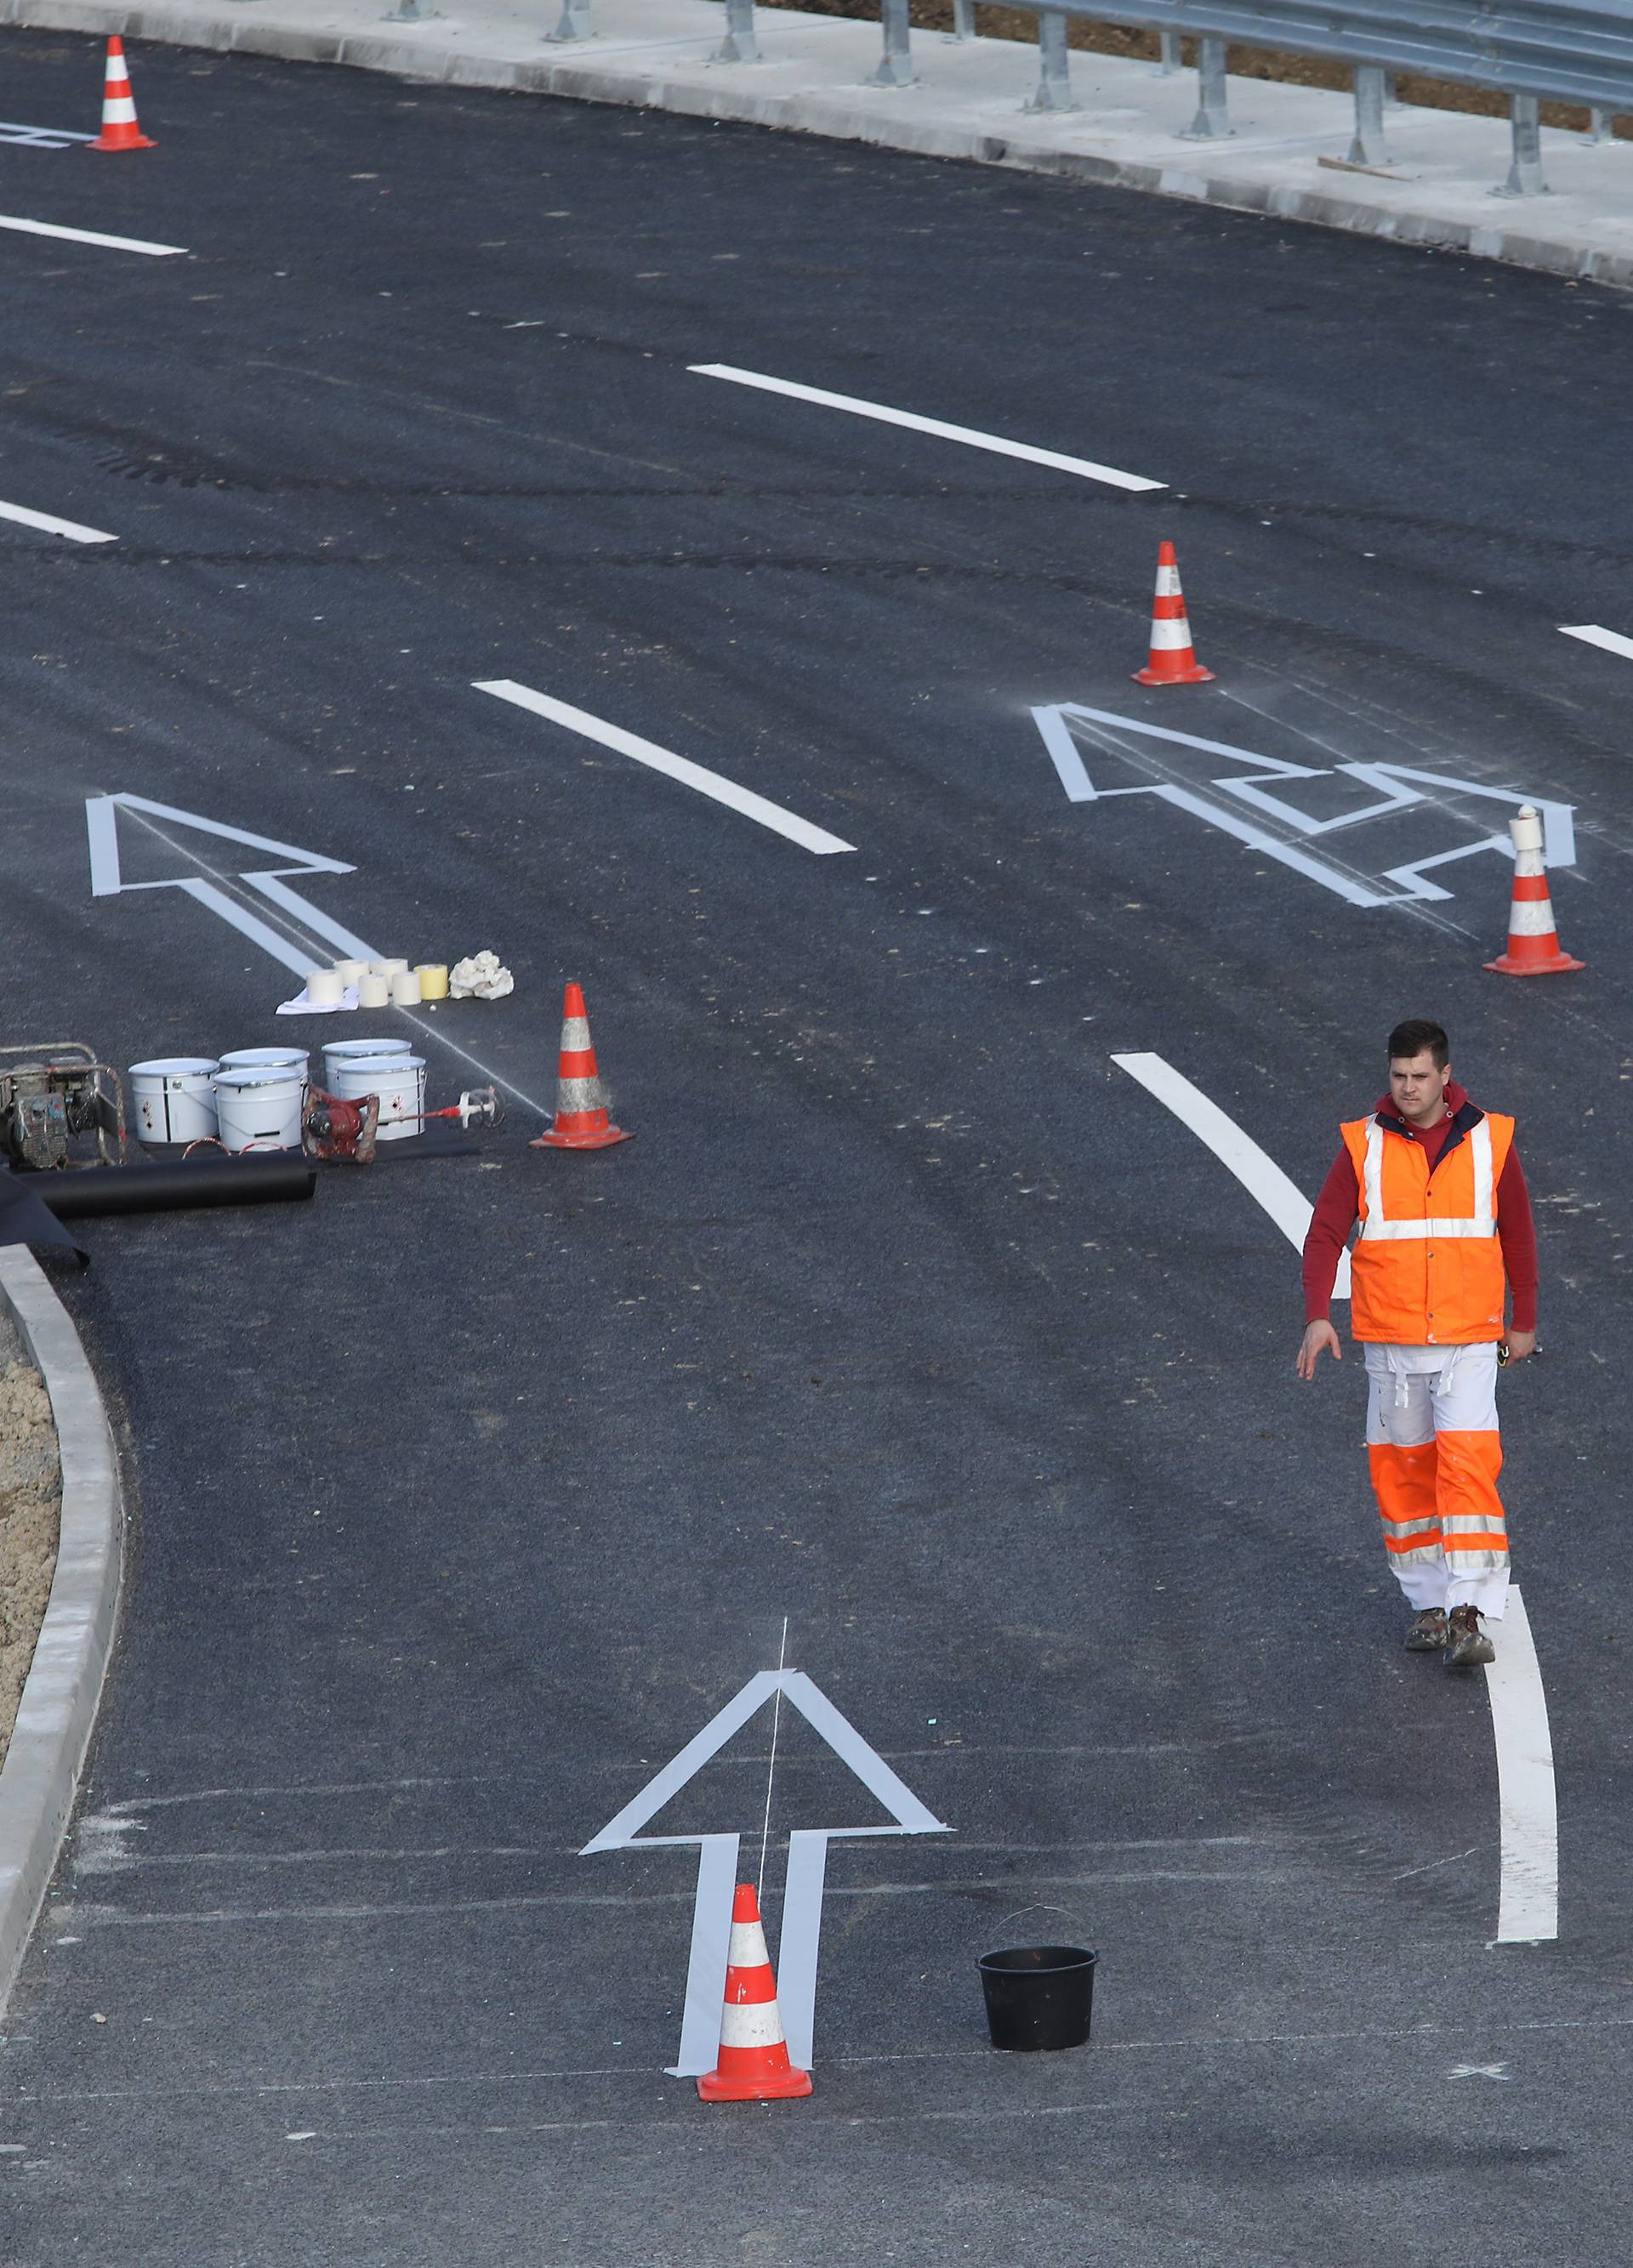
top-left (1585, 106), bottom-right (1612, 143)
top-left (547, 0), bottom-right (590, 40)
top-left (1499, 94), bottom-right (1548, 195)
top-left (1155, 31), bottom-right (1182, 75)
top-left (714, 0), bottom-right (759, 61)
top-left (1349, 65), bottom-right (1387, 164)
top-left (1027, 10), bottom-right (1076, 111)
top-left (946, 0), bottom-right (976, 41)
top-left (869, 0), bottom-right (913, 85)
top-left (1182, 36), bottom-right (1230, 138)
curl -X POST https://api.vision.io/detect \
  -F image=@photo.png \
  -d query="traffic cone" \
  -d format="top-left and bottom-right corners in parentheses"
top-left (1132, 540), bottom-right (1214, 685)
top-left (88, 38), bottom-right (156, 153)
top-left (1484, 805), bottom-right (1584, 976)
top-left (697, 1883), bottom-right (812, 2103)
top-left (528, 981), bottom-right (632, 1150)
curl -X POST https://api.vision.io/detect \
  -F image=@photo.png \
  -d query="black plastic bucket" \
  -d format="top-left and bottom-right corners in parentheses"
top-left (977, 1944), bottom-right (1097, 2052)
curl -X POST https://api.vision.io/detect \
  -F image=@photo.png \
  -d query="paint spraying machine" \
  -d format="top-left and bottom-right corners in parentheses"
top-left (0, 1043), bottom-right (128, 1172)
top-left (302, 1083), bottom-right (503, 1163)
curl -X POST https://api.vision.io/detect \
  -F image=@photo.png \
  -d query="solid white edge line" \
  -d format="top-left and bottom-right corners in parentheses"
top-left (1111, 1051), bottom-right (1351, 1299)
top-left (0, 499), bottom-right (117, 545)
top-left (0, 213), bottom-right (187, 257)
top-left (1485, 1586), bottom-right (1559, 1944)
top-left (1559, 623), bottom-right (1633, 663)
top-left (473, 680), bottom-right (856, 855)
top-left (689, 364), bottom-right (1166, 494)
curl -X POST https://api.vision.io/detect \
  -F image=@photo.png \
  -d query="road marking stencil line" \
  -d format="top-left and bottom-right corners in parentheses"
top-left (1484, 1587), bottom-right (1557, 1943)
top-left (1111, 1051), bottom-right (1351, 1298)
top-left (0, 497), bottom-right (117, 545)
top-left (689, 364), bottom-right (1165, 493)
top-left (474, 680), bottom-right (856, 855)
top-left (0, 212), bottom-right (187, 256)
top-left (0, 121), bottom-right (96, 147)
top-left (1560, 622), bottom-right (1633, 663)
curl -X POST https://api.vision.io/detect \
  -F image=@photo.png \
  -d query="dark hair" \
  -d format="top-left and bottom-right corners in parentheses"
top-left (1387, 1019), bottom-right (1448, 1069)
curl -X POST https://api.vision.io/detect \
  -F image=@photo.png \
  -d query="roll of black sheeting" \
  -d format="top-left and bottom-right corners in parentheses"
top-left (33, 1157), bottom-right (318, 1219)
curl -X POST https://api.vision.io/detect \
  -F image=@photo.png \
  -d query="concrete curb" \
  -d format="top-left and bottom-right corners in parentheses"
top-left (6, 0), bottom-right (1633, 290)
top-left (0, 1250), bottom-right (123, 2019)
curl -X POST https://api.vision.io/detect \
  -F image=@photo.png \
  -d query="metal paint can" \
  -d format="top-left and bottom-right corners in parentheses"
top-left (127, 1058), bottom-right (219, 1145)
top-left (328, 1053), bottom-right (426, 1143)
top-left (321, 1037), bottom-right (413, 1092)
top-left (212, 1066), bottom-right (305, 1153)
top-left (218, 1046), bottom-right (310, 1080)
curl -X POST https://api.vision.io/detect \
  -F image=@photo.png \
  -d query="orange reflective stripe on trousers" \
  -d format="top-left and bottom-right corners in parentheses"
top-left (1363, 1346), bottom-right (1509, 1579)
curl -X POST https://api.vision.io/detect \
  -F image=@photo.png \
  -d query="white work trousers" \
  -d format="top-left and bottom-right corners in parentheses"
top-left (1363, 1342), bottom-right (1510, 1619)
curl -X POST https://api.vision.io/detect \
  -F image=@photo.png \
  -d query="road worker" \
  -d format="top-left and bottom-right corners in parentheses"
top-left (1296, 1020), bottom-right (1538, 1667)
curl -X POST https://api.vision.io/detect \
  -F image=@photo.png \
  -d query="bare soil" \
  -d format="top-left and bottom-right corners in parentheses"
top-left (0, 1316), bottom-right (60, 1771)
top-left (764, 1), bottom-right (1632, 139)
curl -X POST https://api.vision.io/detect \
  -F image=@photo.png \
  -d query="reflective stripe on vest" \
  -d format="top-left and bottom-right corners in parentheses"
top-left (1359, 1117), bottom-right (1495, 1242)
top-left (1340, 1108), bottom-right (1513, 1344)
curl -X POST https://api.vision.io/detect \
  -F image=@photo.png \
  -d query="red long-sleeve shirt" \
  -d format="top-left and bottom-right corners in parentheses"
top-left (1302, 1090), bottom-right (1538, 1333)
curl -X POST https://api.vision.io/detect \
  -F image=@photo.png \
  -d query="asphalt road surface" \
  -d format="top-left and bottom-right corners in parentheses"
top-left (2, 29), bottom-right (1631, 2266)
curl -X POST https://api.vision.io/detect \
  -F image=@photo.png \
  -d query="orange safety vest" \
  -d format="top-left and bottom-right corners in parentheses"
top-left (1340, 1108), bottom-right (1514, 1346)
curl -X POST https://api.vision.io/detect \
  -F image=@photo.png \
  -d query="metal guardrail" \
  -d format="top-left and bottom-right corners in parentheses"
top-left (1021, 2), bottom-right (1629, 189)
top-left (1030, 0), bottom-right (1633, 111)
top-left (548, 0), bottom-right (1630, 197)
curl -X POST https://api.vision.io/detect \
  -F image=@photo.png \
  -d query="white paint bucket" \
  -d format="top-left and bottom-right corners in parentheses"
top-left (330, 1053), bottom-right (426, 1142)
top-left (213, 1066), bottom-right (304, 1153)
top-left (128, 1058), bottom-right (219, 1145)
top-left (219, 1046), bottom-right (310, 1080)
top-left (321, 1037), bottom-right (412, 1091)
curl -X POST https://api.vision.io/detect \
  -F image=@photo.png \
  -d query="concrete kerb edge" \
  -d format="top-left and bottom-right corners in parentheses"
top-left (0, 1248), bottom-right (124, 2018)
top-left (4, 4), bottom-right (1630, 281)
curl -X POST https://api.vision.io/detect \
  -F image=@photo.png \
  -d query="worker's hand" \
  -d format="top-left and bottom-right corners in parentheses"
top-left (1505, 1327), bottom-right (1537, 1365)
top-left (1296, 1321), bottom-right (1342, 1380)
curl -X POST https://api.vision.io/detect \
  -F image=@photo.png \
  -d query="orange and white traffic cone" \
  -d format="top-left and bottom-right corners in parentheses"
top-left (528, 981), bottom-right (632, 1150)
top-left (1132, 540), bottom-right (1214, 685)
top-left (88, 38), bottom-right (156, 153)
top-left (1484, 805), bottom-right (1584, 977)
top-left (697, 1883), bottom-right (812, 2103)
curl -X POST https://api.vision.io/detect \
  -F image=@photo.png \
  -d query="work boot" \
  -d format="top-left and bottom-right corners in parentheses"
top-left (1404, 1607), bottom-right (1448, 1651)
top-left (1446, 1605), bottom-right (1495, 1668)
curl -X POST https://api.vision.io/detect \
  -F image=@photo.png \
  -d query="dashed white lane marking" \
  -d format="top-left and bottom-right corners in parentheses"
top-left (0, 497), bottom-right (117, 544)
top-left (688, 364), bottom-right (1166, 493)
top-left (474, 680), bottom-right (856, 855)
top-left (0, 212), bottom-right (187, 255)
top-left (1110, 1050), bottom-right (1351, 1298)
top-left (1559, 622), bottom-right (1633, 664)
top-left (1484, 1587), bottom-right (1558, 1945)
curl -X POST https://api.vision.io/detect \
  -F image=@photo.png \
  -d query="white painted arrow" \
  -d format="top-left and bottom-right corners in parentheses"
top-left (583, 1668), bottom-right (951, 2076)
top-left (1034, 703), bottom-right (1577, 910)
top-left (84, 793), bottom-right (378, 979)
